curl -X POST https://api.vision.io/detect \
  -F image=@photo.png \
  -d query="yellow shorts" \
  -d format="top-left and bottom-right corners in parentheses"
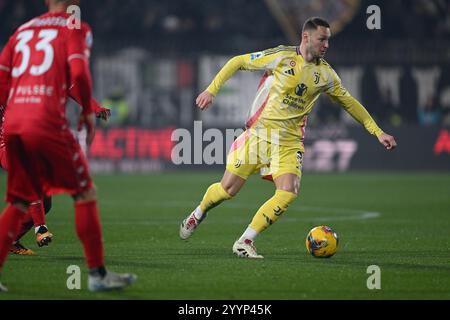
top-left (226, 131), bottom-right (303, 180)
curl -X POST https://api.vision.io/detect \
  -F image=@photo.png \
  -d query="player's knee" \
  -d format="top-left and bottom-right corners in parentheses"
top-left (274, 174), bottom-right (301, 195)
top-left (275, 189), bottom-right (298, 209)
top-left (221, 170), bottom-right (246, 197)
top-left (74, 187), bottom-right (97, 202)
top-left (276, 183), bottom-right (300, 196)
top-left (221, 183), bottom-right (239, 197)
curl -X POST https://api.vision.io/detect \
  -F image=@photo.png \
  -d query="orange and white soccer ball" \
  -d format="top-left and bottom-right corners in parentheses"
top-left (306, 226), bottom-right (339, 258)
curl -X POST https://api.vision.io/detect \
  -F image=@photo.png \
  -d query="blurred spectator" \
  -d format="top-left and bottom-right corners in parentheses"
top-left (418, 95), bottom-right (441, 126)
top-left (399, 69), bottom-right (419, 124)
top-left (361, 67), bottom-right (383, 122)
top-left (442, 106), bottom-right (450, 126)
top-left (440, 87), bottom-right (450, 126)
top-left (381, 88), bottom-right (403, 127)
top-left (101, 87), bottom-right (130, 127)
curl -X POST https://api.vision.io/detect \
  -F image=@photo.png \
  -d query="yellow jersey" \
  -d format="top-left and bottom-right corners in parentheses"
top-left (206, 45), bottom-right (384, 149)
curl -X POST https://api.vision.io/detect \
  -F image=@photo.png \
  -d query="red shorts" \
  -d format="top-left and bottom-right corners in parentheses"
top-left (5, 128), bottom-right (93, 203)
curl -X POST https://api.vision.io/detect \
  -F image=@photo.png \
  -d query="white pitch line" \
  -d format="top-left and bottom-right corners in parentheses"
top-left (281, 211), bottom-right (380, 222)
top-left (139, 200), bottom-right (381, 220)
top-left (46, 201), bottom-right (379, 225)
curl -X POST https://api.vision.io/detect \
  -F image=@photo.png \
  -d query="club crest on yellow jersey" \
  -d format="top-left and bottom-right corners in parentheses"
top-left (313, 72), bottom-right (320, 84)
top-left (295, 83), bottom-right (308, 96)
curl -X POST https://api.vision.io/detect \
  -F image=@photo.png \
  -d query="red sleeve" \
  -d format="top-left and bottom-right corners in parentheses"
top-left (90, 97), bottom-right (106, 114)
top-left (0, 39), bottom-right (13, 107)
top-left (67, 26), bottom-right (93, 115)
top-left (69, 88), bottom-right (101, 113)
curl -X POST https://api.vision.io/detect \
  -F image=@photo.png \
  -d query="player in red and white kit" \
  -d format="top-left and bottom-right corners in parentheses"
top-left (0, 2), bottom-right (111, 255)
top-left (0, 0), bottom-right (135, 292)
top-left (0, 92), bottom-right (110, 256)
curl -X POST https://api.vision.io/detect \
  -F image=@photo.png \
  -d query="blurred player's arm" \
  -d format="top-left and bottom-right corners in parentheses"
top-left (0, 39), bottom-right (13, 107)
top-left (197, 46), bottom-right (290, 110)
top-left (91, 99), bottom-right (111, 121)
top-left (69, 88), bottom-right (111, 121)
top-left (68, 55), bottom-right (92, 114)
top-left (325, 69), bottom-right (397, 150)
top-left (67, 28), bottom-right (95, 146)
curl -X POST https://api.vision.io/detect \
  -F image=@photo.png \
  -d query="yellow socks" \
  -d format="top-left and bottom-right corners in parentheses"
top-left (199, 182), bottom-right (232, 214)
top-left (198, 184), bottom-right (297, 239)
top-left (249, 190), bottom-right (297, 233)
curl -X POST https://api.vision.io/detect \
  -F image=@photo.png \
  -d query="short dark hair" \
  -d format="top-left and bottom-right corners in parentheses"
top-left (302, 17), bottom-right (330, 32)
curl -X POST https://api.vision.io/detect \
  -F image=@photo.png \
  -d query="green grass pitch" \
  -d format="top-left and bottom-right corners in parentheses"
top-left (0, 171), bottom-right (449, 300)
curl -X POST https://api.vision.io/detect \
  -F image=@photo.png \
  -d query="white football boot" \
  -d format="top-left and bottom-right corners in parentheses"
top-left (179, 208), bottom-right (205, 240)
top-left (88, 270), bottom-right (137, 292)
top-left (232, 239), bottom-right (264, 259)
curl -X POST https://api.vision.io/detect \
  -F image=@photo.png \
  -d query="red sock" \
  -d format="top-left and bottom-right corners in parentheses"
top-left (14, 211), bottom-right (34, 241)
top-left (74, 201), bottom-right (104, 269)
top-left (0, 205), bottom-right (26, 271)
top-left (29, 201), bottom-right (45, 228)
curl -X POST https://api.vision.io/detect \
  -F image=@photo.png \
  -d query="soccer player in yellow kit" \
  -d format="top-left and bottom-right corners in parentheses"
top-left (179, 17), bottom-right (397, 258)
